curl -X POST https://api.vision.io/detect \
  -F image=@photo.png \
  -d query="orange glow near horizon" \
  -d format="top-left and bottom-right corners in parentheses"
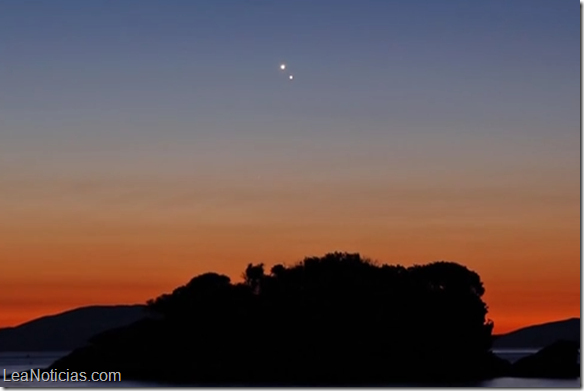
top-left (1, 128), bottom-right (579, 336)
top-left (1, 260), bottom-right (579, 334)
top-left (1, 198), bottom-right (579, 334)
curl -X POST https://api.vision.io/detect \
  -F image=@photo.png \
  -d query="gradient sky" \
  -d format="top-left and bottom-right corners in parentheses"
top-left (0, 0), bottom-right (579, 333)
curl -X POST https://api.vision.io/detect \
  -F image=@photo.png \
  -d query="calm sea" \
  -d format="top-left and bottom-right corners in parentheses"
top-left (0, 351), bottom-right (580, 387)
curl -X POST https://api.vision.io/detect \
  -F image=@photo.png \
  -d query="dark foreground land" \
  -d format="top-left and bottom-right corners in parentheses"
top-left (49, 252), bottom-right (580, 385)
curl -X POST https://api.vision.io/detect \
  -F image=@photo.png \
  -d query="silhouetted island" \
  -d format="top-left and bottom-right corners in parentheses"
top-left (48, 252), bottom-right (579, 385)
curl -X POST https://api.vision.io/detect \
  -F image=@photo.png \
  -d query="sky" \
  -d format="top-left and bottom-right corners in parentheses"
top-left (0, 0), bottom-right (579, 333)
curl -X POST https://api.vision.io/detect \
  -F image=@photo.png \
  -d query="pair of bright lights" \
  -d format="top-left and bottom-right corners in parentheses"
top-left (280, 64), bottom-right (293, 80)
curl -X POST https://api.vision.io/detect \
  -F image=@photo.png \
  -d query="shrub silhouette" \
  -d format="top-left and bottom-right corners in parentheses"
top-left (52, 252), bottom-right (497, 385)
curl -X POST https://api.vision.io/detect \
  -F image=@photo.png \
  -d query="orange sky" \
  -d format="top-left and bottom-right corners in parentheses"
top-left (1, 146), bottom-right (579, 333)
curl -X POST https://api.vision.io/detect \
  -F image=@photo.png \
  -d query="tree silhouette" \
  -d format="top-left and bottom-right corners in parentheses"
top-left (53, 252), bottom-right (501, 385)
top-left (243, 263), bottom-right (265, 294)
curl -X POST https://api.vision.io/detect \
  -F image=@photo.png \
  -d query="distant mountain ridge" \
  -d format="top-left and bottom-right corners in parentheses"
top-left (493, 318), bottom-right (580, 349)
top-left (0, 305), bottom-right (146, 352)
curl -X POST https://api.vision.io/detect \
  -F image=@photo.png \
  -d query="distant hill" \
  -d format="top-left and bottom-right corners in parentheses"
top-left (493, 318), bottom-right (580, 349)
top-left (0, 305), bottom-right (147, 352)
